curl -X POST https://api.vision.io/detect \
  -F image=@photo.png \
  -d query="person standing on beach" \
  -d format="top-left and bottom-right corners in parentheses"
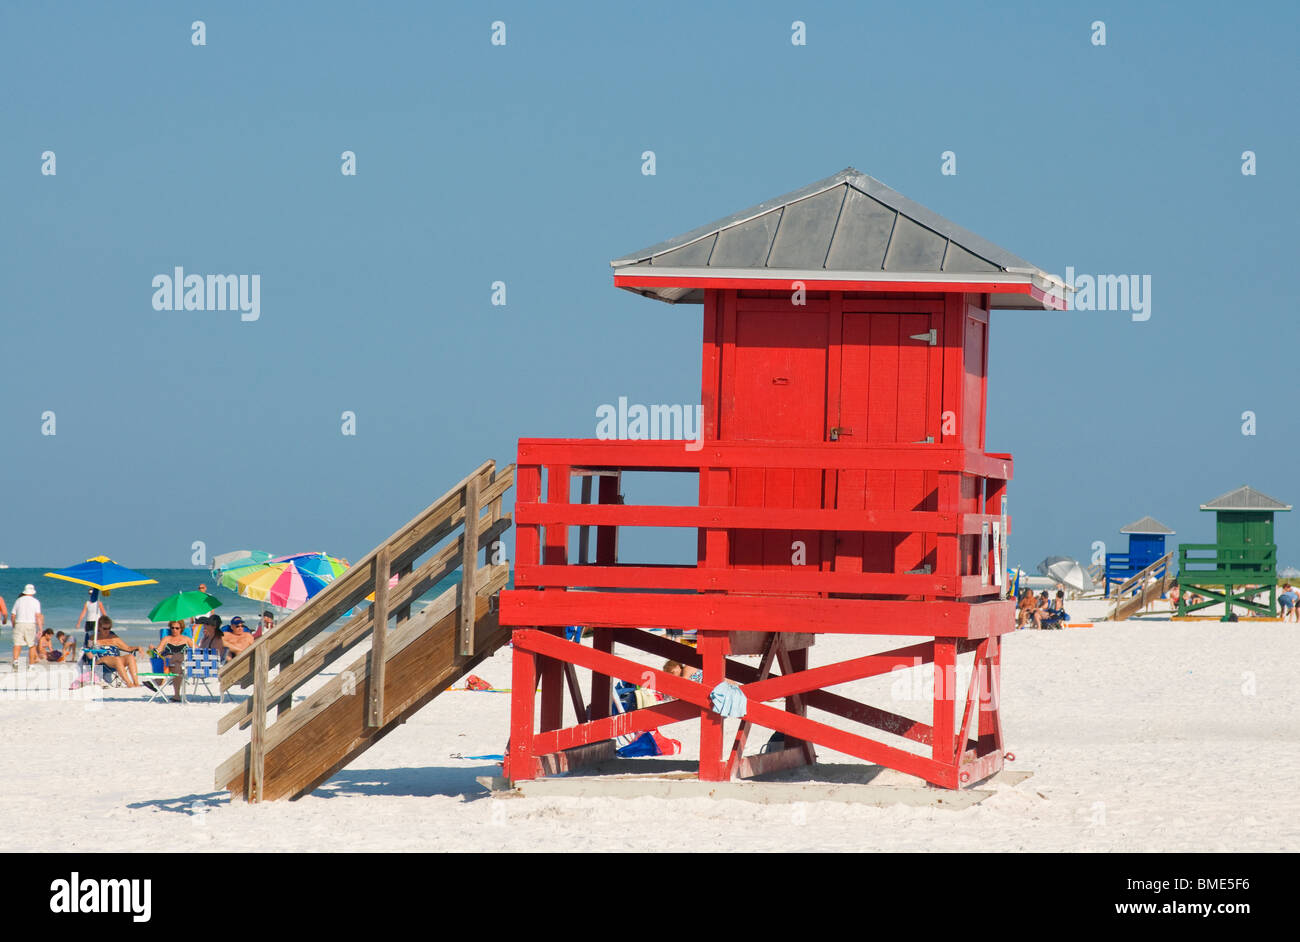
top-left (0, 592), bottom-right (8, 627)
top-left (74, 588), bottom-right (107, 652)
top-left (11, 584), bottom-right (44, 667)
top-left (189, 583), bottom-right (214, 632)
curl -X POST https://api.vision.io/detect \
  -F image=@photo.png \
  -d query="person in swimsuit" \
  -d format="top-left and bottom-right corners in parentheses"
top-left (55, 631), bottom-right (75, 660)
top-left (223, 617), bottom-right (255, 659)
top-left (1016, 588), bottom-right (1041, 628)
top-left (91, 616), bottom-right (145, 687)
top-left (148, 620), bottom-right (194, 701)
top-left (197, 615), bottom-right (226, 660)
top-left (36, 628), bottom-right (61, 662)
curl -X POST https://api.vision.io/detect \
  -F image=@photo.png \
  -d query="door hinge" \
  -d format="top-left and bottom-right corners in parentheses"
top-left (909, 328), bottom-right (938, 346)
top-left (911, 436), bottom-right (935, 444)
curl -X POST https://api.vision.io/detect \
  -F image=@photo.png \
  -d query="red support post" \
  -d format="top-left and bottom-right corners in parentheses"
top-left (932, 639), bottom-right (957, 769)
top-left (697, 630), bottom-right (727, 781)
top-left (538, 465), bottom-right (570, 732)
top-left (977, 634), bottom-right (1005, 756)
top-left (507, 636), bottom-right (537, 782)
top-left (590, 628), bottom-right (612, 721)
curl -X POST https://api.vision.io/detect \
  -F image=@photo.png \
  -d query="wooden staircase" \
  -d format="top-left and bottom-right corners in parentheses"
top-left (215, 461), bottom-right (514, 802)
top-left (1107, 551), bottom-right (1174, 621)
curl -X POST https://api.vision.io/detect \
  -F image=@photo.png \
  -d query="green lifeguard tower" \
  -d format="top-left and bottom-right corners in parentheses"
top-left (1176, 485), bottom-right (1291, 619)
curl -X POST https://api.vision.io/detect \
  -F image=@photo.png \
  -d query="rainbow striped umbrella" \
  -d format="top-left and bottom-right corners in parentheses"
top-left (216, 559), bottom-right (270, 594)
top-left (232, 562), bottom-right (331, 611)
top-left (271, 552), bottom-right (349, 583)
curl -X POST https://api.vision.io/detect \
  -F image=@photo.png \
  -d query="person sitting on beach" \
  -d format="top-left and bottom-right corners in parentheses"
top-left (1043, 590), bottom-right (1068, 629)
top-left (35, 628), bottom-right (61, 662)
top-left (256, 611), bottom-right (275, 640)
top-left (663, 659), bottom-right (703, 683)
top-left (1015, 588), bottom-right (1038, 629)
top-left (55, 631), bottom-right (75, 660)
top-left (1034, 592), bottom-right (1055, 628)
top-left (145, 620), bottom-right (195, 702)
top-left (90, 615), bottom-right (145, 687)
top-left (197, 615), bottom-right (226, 659)
top-left (222, 617), bottom-right (256, 659)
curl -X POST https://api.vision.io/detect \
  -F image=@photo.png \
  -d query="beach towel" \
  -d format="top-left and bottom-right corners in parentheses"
top-left (709, 682), bottom-right (746, 718)
top-left (634, 686), bottom-right (668, 709)
top-left (615, 730), bottom-right (681, 758)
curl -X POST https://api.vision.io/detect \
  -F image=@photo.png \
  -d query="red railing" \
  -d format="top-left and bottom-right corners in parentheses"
top-left (512, 439), bottom-right (1011, 602)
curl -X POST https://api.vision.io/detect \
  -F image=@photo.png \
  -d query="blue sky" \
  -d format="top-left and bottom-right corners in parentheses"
top-left (2, 1), bottom-right (1296, 570)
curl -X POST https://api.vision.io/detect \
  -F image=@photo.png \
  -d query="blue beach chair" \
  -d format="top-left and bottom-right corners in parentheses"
top-left (184, 649), bottom-right (224, 701)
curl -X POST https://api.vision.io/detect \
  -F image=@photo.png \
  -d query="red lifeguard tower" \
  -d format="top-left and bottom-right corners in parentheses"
top-left (500, 168), bottom-right (1067, 789)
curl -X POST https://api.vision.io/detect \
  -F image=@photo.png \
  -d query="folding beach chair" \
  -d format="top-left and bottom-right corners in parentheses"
top-left (184, 648), bottom-right (225, 702)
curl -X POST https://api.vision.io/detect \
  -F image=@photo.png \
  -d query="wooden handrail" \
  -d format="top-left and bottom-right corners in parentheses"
top-left (1112, 551), bottom-right (1173, 599)
top-left (219, 463), bottom-right (514, 689)
top-left (215, 458), bottom-right (516, 803)
top-left (217, 510), bottom-right (511, 734)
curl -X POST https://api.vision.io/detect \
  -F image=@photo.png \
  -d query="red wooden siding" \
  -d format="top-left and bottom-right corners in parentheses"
top-left (699, 289), bottom-right (985, 590)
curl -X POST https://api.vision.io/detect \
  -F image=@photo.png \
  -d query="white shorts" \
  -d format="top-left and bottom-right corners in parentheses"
top-left (12, 623), bottom-right (37, 648)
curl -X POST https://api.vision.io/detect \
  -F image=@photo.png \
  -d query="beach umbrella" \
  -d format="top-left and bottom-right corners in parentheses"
top-left (232, 562), bottom-right (331, 611)
top-left (147, 591), bottom-right (223, 623)
top-left (45, 556), bottom-right (158, 686)
top-left (271, 551), bottom-right (349, 583)
top-left (215, 559), bottom-right (270, 594)
top-left (211, 549), bottom-right (275, 574)
top-left (1036, 556), bottom-right (1094, 593)
top-left (44, 555), bottom-right (158, 591)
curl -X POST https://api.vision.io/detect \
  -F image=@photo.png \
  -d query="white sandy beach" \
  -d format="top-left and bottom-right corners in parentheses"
top-left (1, 599), bottom-right (1295, 853)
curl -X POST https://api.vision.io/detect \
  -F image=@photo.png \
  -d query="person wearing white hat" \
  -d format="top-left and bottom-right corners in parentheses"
top-left (12, 584), bottom-right (44, 668)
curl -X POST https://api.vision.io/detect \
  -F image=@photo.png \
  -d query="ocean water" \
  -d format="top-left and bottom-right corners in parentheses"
top-left (0, 567), bottom-right (467, 651)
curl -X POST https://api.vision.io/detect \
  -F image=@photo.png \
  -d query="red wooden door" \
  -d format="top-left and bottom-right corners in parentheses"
top-left (833, 311), bottom-right (941, 581)
top-left (724, 302), bottom-right (828, 574)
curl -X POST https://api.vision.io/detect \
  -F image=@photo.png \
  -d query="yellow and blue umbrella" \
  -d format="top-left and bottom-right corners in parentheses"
top-left (45, 555), bottom-right (158, 591)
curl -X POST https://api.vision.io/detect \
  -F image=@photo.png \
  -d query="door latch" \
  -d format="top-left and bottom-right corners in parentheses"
top-left (829, 427), bottom-right (853, 441)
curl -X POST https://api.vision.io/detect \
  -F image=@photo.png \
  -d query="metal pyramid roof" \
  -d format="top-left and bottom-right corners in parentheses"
top-left (1200, 485), bottom-right (1292, 512)
top-left (1119, 515), bottom-right (1175, 534)
top-left (611, 168), bottom-right (1066, 308)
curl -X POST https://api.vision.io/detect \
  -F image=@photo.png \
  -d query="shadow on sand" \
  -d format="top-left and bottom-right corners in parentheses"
top-left (310, 764), bottom-right (499, 800)
top-left (127, 791), bottom-right (232, 816)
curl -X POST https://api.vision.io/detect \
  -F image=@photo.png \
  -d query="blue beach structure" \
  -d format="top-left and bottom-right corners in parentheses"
top-left (1104, 516), bottom-right (1174, 597)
